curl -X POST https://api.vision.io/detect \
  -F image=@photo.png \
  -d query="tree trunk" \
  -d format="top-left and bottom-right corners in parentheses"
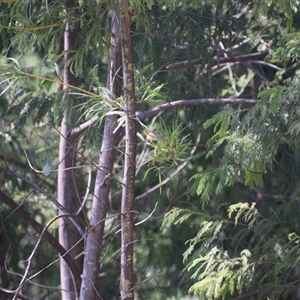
top-left (58, 1), bottom-right (84, 299)
top-left (118, 2), bottom-right (137, 299)
top-left (79, 13), bottom-right (123, 300)
top-left (58, 120), bottom-right (84, 299)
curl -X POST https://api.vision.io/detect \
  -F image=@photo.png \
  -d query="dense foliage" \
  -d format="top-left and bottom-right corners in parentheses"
top-left (1, 0), bottom-right (300, 299)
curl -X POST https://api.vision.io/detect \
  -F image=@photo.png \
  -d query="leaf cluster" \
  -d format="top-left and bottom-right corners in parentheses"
top-left (142, 117), bottom-right (192, 192)
top-left (163, 199), bottom-right (300, 299)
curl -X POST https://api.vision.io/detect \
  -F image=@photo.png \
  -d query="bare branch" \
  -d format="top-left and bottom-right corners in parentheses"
top-left (0, 190), bottom-right (81, 294)
top-left (69, 115), bottom-right (98, 140)
top-left (219, 42), bottom-right (239, 96)
top-left (249, 60), bottom-right (284, 71)
top-left (216, 47), bottom-right (271, 82)
top-left (137, 98), bottom-right (258, 121)
top-left (0, 166), bottom-right (85, 236)
top-left (166, 51), bottom-right (269, 70)
top-left (12, 214), bottom-right (85, 300)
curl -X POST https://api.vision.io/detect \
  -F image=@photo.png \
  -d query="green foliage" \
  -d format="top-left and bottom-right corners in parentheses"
top-left (162, 200), bottom-right (300, 299)
top-left (188, 247), bottom-right (254, 299)
top-left (273, 33), bottom-right (300, 62)
top-left (228, 202), bottom-right (258, 228)
top-left (161, 3), bottom-right (300, 298)
top-left (161, 207), bottom-right (197, 234)
top-left (141, 117), bottom-right (192, 191)
top-left (192, 67), bottom-right (300, 206)
top-left (0, 56), bottom-right (61, 123)
top-left (3, 1), bottom-right (112, 78)
top-left (2, 0), bottom-right (300, 299)
top-left (140, 116), bottom-right (192, 197)
top-left (191, 108), bottom-right (268, 206)
top-left (134, 63), bottom-right (165, 105)
top-left (253, 0), bottom-right (298, 29)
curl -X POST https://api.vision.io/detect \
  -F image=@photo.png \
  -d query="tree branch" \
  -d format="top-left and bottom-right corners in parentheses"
top-left (68, 115), bottom-right (98, 142)
top-left (0, 189), bottom-right (81, 291)
top-left (0, 166), bottom-right (85, 236)
top-left (166, 51), bottom-right (269, 70)
top-left (137, 98), bottom-right (258, 120)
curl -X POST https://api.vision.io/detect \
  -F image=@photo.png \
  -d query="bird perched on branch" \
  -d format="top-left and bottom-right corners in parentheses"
top-left (143, 130), bottom-right (162, 142)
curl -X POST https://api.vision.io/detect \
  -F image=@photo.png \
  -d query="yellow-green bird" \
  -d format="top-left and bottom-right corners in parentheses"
top-left (143, 130), bottom-right (162, 141)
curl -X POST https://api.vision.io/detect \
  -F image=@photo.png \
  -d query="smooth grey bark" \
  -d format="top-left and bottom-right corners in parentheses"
top-left (58, 1), bottom-right (84, 299)
top-left (118, 2), bottom-right (137, 299)
top-left (79, 13), bottom-right (123, 300)
top-left (58, 118), bottom-right (84, 300)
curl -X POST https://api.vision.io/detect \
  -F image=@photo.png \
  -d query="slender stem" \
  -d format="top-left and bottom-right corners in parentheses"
top-left (0, 189), bottom-right (81, 291)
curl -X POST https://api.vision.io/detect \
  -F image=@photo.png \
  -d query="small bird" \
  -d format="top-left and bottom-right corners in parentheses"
top-left (143, 130), bottom-right (162, 141)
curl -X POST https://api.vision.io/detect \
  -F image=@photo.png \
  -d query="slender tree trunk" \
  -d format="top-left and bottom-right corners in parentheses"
top-left (79, 13), bottom-right (123, 300)
top-left (58, 121), bottom-right (83, 300)
top-left (58, 1), bottom-right (84, 299)
top-left (118, 2), bottom-right (137, 299)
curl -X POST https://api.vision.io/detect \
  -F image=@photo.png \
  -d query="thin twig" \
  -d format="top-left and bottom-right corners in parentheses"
top-left (219, 41), bottom-right (238, 96)
top-left (217, 47), bottom-right (271, 82)
top-left (11, 214), bottom-right (80, 300)
top-left (0, 166), bottom-right (85, 236)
